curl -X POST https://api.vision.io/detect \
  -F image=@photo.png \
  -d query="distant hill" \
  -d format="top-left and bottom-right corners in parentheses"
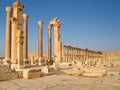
top-left (0, 57), bottom-right (4, 59)
top-left (28, 51), bottom-right (47, 58)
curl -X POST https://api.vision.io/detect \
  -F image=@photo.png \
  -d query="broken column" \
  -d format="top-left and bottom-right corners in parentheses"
top-left (4, 7), bottom-right (13, 64)
top-left (38, 21), bottom-right (43, 65)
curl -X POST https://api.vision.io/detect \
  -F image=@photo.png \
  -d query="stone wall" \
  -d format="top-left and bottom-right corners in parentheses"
top-left (0, 65), bottom-right (20, 81)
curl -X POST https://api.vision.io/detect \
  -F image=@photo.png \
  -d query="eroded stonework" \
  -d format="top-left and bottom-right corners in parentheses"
top-left (2, 1), bottom-right (120, 85)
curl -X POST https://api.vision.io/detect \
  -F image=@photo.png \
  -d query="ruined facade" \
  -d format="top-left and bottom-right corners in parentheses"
top-left (48, 18), bottom-right (62, 65)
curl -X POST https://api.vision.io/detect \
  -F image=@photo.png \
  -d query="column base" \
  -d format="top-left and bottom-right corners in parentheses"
top-left (4, 58), bottom-right (11, 65)
top-left (23, 59), bottom-right (31, 68)
top-left (17, 64), bottom-right (24, 69)
top-left (15, 68), bottom-right (24, 72)
top-left (11, 64), bottom-right (17, 71)
top-left (38, 58), bottom-right (45, 65)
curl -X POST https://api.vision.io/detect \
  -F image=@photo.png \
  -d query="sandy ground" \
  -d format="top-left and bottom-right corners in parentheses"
top-left (0, 73), bottom-right (120, 90)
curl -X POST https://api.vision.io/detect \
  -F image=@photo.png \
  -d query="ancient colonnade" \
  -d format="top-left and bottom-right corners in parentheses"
top-left (4, 1), bottom-right (29, 70)
top-left (62, 45), bottom-right (103, 63)
top-left (4, 1), bottom-right (104, 70)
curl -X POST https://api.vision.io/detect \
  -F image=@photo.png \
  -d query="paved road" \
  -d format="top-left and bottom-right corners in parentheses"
top-left (0, 74), bottom-right (120, 90)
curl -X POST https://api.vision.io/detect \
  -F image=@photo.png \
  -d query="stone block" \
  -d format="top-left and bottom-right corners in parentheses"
top-left (41, 66), bottom-right (57, 75)
top-left (41, 66), bottom-right (49, 74)
top-left (61, 69), bottom-right (83, 76)
top-left (18, 71), bottom-right (23, 78)
top-left (9, 72), bottom-right (19, 80)
top-left (107, 71), bottom-right (120, 76)
top-left (0, 72), bottom-right (19, 81)
top-left (83, 72), bottom-right (104, 77)
top-left (60, 62), bottom-right (72, 66)
top-left (84, 67), bottom-right (106, 75)
top-left (82, 67), bottom-right (106, 77)
top-left (23, 68), bottom-right (42, 79)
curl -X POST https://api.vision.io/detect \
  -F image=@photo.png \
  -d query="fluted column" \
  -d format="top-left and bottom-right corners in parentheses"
top-left (4, 7), bottom-right (13, 64)
top-left (48, 24), bottom-right (52, 65)
top-left (23, 14), bottom-right (28, 62)
top-left (38, 21), bottom-right (43, 65)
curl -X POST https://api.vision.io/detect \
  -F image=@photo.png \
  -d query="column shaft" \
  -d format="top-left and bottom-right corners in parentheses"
top-left (17, 30), bottom-right (24, 69)
top-left (11, 17), bottom-right (17, 65)
top-left (23, 14), bottom-right (28, 61)
top-left (48, 25), bottom-right (52, 64)
top-left (5, 7), bottom-right (12, 64)
top-left (38, 21), bottom-right (43, 65)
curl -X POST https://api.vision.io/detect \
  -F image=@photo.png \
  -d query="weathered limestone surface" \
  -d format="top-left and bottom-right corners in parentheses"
top-left (23, 14), bottom-right (29, 62)
top-left (4, 7), bottom-right (12, 64)
top-left (4, 1), bottom-right (29, 70)
top-left (60, 62), bottom-right (72, 66)
top-left (62, 45), bottom-right (103, 63)
top-left (82, 67), bottom-right (106, 77)
top-left (41, 66), bottom-right (49, 74)
top-left (48, 18), bottom-right (62, 65)
top-left (83, 72), bottom-right (104, 77)
top-left (38, 21), bottom-right (43, 65)
top-left (0, 65), bottom-right (19, 81)
top-left (48, 24), bottom-right (52, 64)
top-left (0, 74), bottom-right (120, 90)
top-left (41, 65), bottom-right (58, 75)
top-left (23, 68), bottom-right (42, 79)
top-left (107, 71), bottom-right (120, 76)
top-left (61, 69), bottom-right (84, 76)
top-left (17, 30), bottom-right (24, 69)
top-left (11, 17), bottom-right (18, 66)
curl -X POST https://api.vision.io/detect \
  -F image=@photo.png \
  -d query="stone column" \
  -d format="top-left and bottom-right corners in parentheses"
top-left (58, 41), bottom-right (62, 63)
top-left (38, 21), bottom-right (43, 65)
top-left (13, 1), bottom-right (24, 30)
top-left (11, 17), bottom-right (18, 70)
top-left (48, 24), bottom-right (52, 64)
top-left (54, 19), bottom-right (61, 63)
top-left (84, 48), bottom-right (88, 61)
top-left (23, 14), bottom-right (29, 62)
top-left (4, 7), bottom-right (13, 64)
top-left (16, 30), bottom-right (24, 69)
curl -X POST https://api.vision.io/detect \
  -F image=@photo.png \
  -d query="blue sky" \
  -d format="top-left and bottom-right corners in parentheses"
top-left (0, 0), bottom-right (120, 56)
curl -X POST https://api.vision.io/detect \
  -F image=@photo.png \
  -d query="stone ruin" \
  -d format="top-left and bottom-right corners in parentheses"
top-left (0, 1), bottom-right (120, 81)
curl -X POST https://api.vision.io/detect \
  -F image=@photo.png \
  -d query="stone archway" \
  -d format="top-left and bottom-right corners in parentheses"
top-left (48, 18), bottom-right (62, 65)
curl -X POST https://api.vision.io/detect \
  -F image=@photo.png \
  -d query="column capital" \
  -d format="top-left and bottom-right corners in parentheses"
top-left (23, 14), bottom-right (29, 19)
top-left (6, 7), bottom-right (13, 12)
top-left (13, 1), bottom-right (24, 9)
top-left (48, 24), bottom-right (52, 30)
top-left (38, 21), bottom-right (43, 26)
